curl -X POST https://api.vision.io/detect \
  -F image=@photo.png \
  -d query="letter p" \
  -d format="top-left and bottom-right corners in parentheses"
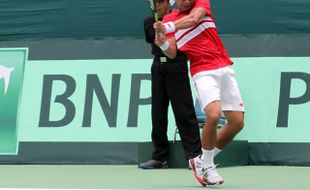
top-left (277, 72), bottom-right (310, 127)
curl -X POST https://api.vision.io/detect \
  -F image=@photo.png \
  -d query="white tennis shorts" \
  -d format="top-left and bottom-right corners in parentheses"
top-left (193, 66), bottom-right (245, 112)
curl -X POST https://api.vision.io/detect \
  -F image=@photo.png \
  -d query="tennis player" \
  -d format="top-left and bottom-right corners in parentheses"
top-left (154, 0), bottom-right (245, 186)
top-left (139, 0), bottom-right (203, 170)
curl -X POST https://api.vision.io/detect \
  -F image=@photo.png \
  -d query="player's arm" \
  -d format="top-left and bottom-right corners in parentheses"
top-left (155, 7), bottom-right (206, 34)
top-left (173, 7), bottom-right (206, 30)
top-left (163, 37), bottom-right (177, 59)
top-left (154, 33), bottom-right (177, 59)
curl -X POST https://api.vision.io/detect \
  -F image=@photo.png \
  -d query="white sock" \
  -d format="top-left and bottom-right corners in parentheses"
top-left (202, 149), bottom-right (215, 168)
top-left (214, 147), bottom-right (222, 158)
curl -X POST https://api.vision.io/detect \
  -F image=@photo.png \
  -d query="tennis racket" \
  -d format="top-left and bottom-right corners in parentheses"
top-left (147, 0), bottom-right (159, 22)
top-left (147, 0), bottom-right (166, 38)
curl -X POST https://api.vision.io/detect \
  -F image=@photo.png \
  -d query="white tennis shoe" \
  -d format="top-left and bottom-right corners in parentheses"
top-left (189, 155), bottom-right (205, 186)
top-left (203, 165), bottom-right (224, 185)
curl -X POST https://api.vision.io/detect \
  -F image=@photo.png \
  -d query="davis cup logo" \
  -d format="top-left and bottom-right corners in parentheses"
top-left (0, 48), bottom-right (27, 155)
top-left (0, 64), bottom-right (15, 95)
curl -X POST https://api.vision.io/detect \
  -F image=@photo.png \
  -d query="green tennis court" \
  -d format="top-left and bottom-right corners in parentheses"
top-left (0, 165), bottom-right (309, 190)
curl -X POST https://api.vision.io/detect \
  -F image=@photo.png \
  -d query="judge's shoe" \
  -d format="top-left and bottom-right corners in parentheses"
top-left (139, 159), bottom-right (168, 169)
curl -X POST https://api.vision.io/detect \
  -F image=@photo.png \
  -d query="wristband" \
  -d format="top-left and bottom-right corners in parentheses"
top-left (164, 22), bottom-right (176, 34)
top-left (159, 40), bottom-right (170, 51)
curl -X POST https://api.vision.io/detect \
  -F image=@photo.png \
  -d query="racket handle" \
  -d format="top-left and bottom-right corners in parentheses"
top-left (154, 13), bottom-right (159, 22)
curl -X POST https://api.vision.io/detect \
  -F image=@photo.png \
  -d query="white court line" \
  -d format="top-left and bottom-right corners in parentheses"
top-left (0, 189), bottom-right (123, 190)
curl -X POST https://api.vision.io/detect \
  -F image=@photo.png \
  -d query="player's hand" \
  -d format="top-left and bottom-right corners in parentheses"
top-left (154, 21), bottom-right (166, 34)
top-left (155, 32), bottom-right (167, 47)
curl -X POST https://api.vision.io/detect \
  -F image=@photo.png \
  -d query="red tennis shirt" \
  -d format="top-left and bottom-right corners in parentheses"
top-left (163, 0), bottom-right (233, 76)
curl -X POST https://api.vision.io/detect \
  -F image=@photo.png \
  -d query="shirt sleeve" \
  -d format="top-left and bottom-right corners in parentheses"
top-left (193, 0), bottom-right (212, 16)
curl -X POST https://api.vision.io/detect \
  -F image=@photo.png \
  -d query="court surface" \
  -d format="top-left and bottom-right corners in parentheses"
top-left (0, 165), bottom-right (309, 190)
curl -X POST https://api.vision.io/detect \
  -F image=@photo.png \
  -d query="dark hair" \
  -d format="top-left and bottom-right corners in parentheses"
top-left (155, 0), bottom-right (168, 3)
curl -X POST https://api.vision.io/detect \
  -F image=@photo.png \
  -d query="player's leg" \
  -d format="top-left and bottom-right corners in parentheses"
top-left (193, 70), bottom-right (224, 185)
top-left (217, 65), bottom-right (245, 153)
top-left (201, 101), bottom-right (224, 185)
top-left (217, 111), bottom-right (244, 149)
top-left (202, 101), bottom-right (221, 151)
